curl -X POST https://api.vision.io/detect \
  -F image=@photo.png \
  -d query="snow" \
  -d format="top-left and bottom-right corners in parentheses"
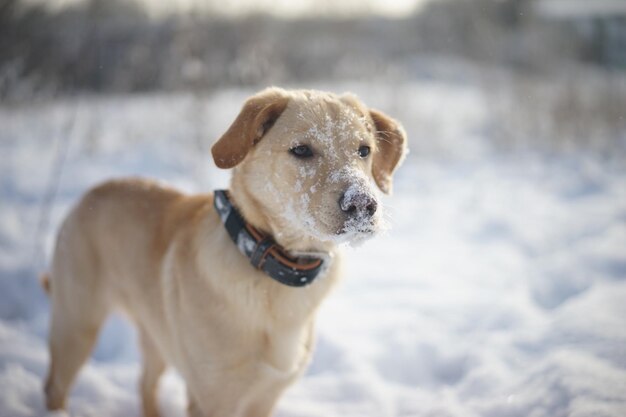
top-left (1, 81), bottom-right (625, 417)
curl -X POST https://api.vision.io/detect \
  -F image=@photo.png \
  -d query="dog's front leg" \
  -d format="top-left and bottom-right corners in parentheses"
top-left (186, 391), bottom-right (204, 417)
top-left (184, 367), bottom-right (286, 417)
top-left (139, 328), bottom-right (166, 417)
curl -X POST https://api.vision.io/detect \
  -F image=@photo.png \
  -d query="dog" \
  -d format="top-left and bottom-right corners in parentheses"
top-left (43, 87), bottom-right (406, 417)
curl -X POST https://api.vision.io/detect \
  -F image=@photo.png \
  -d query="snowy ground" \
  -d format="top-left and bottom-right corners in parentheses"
top-left (1, 81), bottom-right (625, 417)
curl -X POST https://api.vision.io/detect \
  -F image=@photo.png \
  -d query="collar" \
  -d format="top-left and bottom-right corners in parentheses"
top-left (213, 190), bottom-right (326, 287)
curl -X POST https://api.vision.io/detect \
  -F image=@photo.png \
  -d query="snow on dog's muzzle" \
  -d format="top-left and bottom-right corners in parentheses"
top-left (337, 183), bottom-right (379, 237)
top-left (339, 188), bottom-right (378, 219)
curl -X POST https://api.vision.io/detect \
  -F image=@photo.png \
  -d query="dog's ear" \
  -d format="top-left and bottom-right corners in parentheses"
top-left (212, 88), bottom-right (290, 169)
top-left (369, 109), bottom-right (407, 194)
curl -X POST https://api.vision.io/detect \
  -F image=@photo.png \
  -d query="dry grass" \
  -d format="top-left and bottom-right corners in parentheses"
top-left (481, 67), bottom-right (626, 153)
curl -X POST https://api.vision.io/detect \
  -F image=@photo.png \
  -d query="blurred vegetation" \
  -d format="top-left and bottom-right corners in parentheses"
top-left (1, 0), bottom-right (623, 97)
top-left (1, 0), bottom-right (625, 150)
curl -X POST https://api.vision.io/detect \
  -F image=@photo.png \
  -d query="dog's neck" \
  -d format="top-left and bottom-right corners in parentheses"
top-left (214, 188), bottom-right (334, 287)
top-left (228, 175), bottom-right (337, 255)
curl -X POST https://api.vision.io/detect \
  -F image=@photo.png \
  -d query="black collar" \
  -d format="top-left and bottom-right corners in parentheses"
top-left (213, 190), bottom-right (326, 287)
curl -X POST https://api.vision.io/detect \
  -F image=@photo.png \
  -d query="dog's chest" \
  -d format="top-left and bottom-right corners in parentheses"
top-left (259, 320), bottom-right (314, 376)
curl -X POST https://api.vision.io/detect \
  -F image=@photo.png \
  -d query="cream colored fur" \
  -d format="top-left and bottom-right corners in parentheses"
top-left (44, 88), bottom-right (406, 417)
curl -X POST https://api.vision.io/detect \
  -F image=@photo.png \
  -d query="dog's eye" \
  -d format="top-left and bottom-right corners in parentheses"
top-left (290, 145), bottom-right (314, 159)
top-left (358, 145), bottom-right (371, 158)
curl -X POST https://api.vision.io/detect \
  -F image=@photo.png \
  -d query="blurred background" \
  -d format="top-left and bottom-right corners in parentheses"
top-left (1, 1), bottom-right (625, 416)
top-left (2, 0), bottom-right (626, 152)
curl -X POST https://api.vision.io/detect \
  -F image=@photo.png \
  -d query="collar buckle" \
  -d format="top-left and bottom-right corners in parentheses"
top-left (249, 236), bottom-right (275, 270)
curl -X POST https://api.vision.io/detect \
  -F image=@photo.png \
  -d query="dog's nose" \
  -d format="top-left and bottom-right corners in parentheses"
top-left (339, 190), bottom-right (378, 218)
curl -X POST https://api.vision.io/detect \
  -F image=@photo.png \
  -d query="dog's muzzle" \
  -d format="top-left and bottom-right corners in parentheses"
top-left (339, 190), bottom-right (378, 219)
top-left (337, 186), bottom-right (379, 236)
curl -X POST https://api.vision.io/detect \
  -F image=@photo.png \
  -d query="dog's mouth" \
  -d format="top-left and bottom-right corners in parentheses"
top-left (295, 201), bottom-right (382, 246)
top-left (334, 217), bottom-right (378, 243)
top-left (336, 223), bottom-right (375, 236)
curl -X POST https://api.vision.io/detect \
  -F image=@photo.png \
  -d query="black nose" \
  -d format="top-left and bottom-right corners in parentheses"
top-left (339, 190), bottom-right (378, 217)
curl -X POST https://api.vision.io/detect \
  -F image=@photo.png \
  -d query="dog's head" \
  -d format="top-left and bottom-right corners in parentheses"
top-left (212, 87), bottom-right (406, 249)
